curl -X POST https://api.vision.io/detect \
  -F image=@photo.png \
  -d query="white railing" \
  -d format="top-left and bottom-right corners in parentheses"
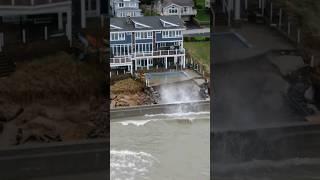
top-left (110, 56), bottom-right (132, 64)
top-left (0, 0), bottom-right (70, 6)
top-left (134, 49), bottom-right (185, 58)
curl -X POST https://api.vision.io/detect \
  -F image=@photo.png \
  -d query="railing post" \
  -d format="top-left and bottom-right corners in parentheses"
top-left (279, 8), bottom-right (282, 28)
top-left (44, 26), bottom-right (48, 40)
top-left (297, 28), bottom-right (301, 44)
top-left (31, 0), bottom-right (34, 5)
top-left (270, 2), bottom-right (273, 24)
top-left (22, 29), bottom-right (26, 44)
top-left (11, 0), bottom-right (15, 6)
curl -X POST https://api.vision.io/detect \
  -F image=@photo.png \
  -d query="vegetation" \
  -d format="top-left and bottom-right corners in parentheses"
top-left (0, 52), bottom-right (105, 104)
top-left (185, 39), bottom-right (210, 72)
top-left (194, 0), bottom-right (206, 9)
top-left (193, 0), bottom-right (210, 25)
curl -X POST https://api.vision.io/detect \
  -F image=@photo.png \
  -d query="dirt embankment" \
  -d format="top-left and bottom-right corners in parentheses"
top-left (0, 52), bottom-right (107, 146)
top-left (110, 78), bottom-right (156, 108)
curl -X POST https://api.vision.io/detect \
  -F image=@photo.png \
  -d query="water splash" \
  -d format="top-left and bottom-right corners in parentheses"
top-left (158, 83), bottom-right (201, 104)
top-left (117, 112), bottom-right (209, 126)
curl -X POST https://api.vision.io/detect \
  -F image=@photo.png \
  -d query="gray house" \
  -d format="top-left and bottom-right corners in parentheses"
top-left (155, 0), bottom-right (197, 21)
top-left (110, 16), bottom-right (186, 74)
top-left (110, 0), bottom-right (142, 17)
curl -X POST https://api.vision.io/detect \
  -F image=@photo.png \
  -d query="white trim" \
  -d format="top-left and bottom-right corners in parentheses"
top-left (111, 28), bottom-right (185, 33)
top-left (160, 18), bottom-right (179, 27)
top-left (111, 24), bottom-right (123, 30)
top-left (110, 32), bottom-right (126, 41)
top-left (131, 19), bottom-right (151, 28)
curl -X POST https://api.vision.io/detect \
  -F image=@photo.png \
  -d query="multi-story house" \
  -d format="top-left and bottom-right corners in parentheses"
top-left (155, 0), bottom-right (197, 21)
top-left (110, 16), bottom-right (186, 74)
top-left (0, 0), bottom-right (105, 51)
top-left (110, 0), bottom-right (142, 17)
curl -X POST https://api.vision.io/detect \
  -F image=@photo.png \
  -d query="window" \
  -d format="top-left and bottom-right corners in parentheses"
top-left (119, 3), bottom-right (124, 7)
top-left (184, 7), bottom-right (188, 12)
top-left (110, 32), bottom-right (125, 41)
top-left (111, 44), bottom-right (131, 57)
top-left (162, 30), bottom-right (182, 38)
top-left (135, 43), bottom-right (152, 53)
top-left (135, 32), bottom-right (152, 39)
top-left (168, 6), bottom-right (178, 14)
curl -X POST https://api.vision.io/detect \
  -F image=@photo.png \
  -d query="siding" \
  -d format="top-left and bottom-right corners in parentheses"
top-left (136, 39), bottom-right (153, 43)
top-left (110, 33), bottom-right (132, 45)
top-left (155, 32), bottom-right (183, 42)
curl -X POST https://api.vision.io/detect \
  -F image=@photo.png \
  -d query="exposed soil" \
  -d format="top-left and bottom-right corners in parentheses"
top-left (0, 52), bottom-right (107, 146)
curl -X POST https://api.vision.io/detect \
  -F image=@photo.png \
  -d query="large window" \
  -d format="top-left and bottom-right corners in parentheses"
top-left (111, 32), bottom-right (125, 41)
top-left (168, 6), bottom-right (178, 14)
top-left (135, 32), bottom-right (152, 39)
top-left (111, 44), bottom-right (131, 56)
top-left (162, 30), bottom-right (182, 38)
top-left (119, 3), bottom-right (124, 7)
top-left (135, 43), bottom-right (152, 53)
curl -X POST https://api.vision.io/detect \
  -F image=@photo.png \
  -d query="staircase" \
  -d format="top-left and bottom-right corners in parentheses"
top-left (0, 52), bottom-right (15, 78)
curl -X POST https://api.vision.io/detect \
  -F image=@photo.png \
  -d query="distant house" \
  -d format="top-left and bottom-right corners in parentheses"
top-left (155, 0), bottom-right (197, 21)
top-left (110, 16), bottom-right (186, 74)
top-left (110, 0), bottom-right (142, 17)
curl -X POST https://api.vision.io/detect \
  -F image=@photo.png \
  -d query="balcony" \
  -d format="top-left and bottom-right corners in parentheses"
top-left (110, 56), bottom-right (132, 66)
top-left (0, 0), bottom-right (70, 6)
top-left (134, 49), bottom-right (185, 58)
top-left (0, 0), bottom-right (72, 16)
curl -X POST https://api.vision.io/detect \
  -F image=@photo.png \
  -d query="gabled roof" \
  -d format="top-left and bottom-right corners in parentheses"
top-left (162, 0), bottom-right (194, 7)
top-left (110, 16), bottom-right (185, 32)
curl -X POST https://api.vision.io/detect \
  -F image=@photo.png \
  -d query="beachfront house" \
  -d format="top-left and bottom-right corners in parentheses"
top-left (0, 0), bottom-right (105, 51)
top-left (110, 0), bottom-right (142, 17)
top-left (155, 0), bottom-right (197, 21)
top-left (110, 15), bottom-right (186, 74)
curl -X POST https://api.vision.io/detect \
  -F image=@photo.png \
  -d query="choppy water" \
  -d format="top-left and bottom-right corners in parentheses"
top-left (111, 112), bottom-right (210, 180)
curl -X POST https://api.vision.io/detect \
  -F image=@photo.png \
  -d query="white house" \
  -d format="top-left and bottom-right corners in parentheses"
top-left (110, 0), bottom-right (142, 17)
top-left (155, 0), bottom-right (197, 21)
top-left (110, 16), bottom-right (186, 74)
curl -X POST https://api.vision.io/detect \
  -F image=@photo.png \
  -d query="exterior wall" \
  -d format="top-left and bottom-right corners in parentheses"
top-left (162, 4), bottom-right (196, 17)
top-left (110, 32), bottom-right (132, 45)
top-left (112, 0), bottom-right (142, 17)
top-left (155, 31), bottom-right (183, 42)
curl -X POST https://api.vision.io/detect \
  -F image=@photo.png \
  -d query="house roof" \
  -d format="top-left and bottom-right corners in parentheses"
top-left (162, 0), bottom-right (194, 7)
top-left (110, 16), bottom-right (185, 32)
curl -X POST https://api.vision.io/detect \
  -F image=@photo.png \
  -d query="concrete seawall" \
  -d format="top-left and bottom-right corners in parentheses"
top-left (110, 100), bottom-right (210, 120)
top-left (0, 139), bottom-right (108, 179)
top-left (213, 123), bottom-right (320, 163)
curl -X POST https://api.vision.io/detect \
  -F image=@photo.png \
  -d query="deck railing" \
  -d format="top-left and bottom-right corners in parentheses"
top-left (0, 0), bottom-right (70, 6)
top-left (110, 56), bottom-right (132, 64)
top-left (134, 49), bottom-right (185, 58)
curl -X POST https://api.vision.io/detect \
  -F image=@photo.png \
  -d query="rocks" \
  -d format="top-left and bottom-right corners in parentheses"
top-left (0, 102), bottom-right (108, 146)
top-left (0, 104), bottom-right (23, 122)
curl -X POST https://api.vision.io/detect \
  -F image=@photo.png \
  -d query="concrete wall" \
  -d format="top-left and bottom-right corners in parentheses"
top-left (213, 124), bottom-right (320, 163)
top-left (0, 139), bottom-right (108, 179)
top-left (111, 100), bottom-right (210, 119)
